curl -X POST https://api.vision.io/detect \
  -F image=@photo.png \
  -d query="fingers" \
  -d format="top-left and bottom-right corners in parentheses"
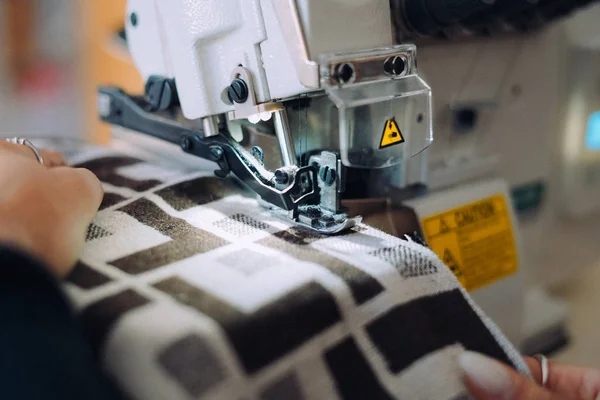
top-left (0, 147), bottom-right (102, 278)
top-left (74, 168), bottom-right (104, 210)
top-left (0, 140), bottom-right (42, 161)
top-left (40, 150), bottom-right (66, 167)
top-left (43, 167), bottom-right (103, 277)
top-left (50, 167), bottom-right (104, 217)
top-left (458, 351), bottom-right (562, 400)
top-left (0, 140), bottom-right (66, 167)
top-left (525, 356), bottom-right (600, 399)
top-left (49, 167), bottom-right (104, 232)
top-left (524, 357), bottom-right (543, 385)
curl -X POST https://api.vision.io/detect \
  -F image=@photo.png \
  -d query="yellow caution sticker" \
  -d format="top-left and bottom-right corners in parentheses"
top-left (379, 119), bottom-right (405, 149)
top-left (421, 194), bottom-right (518, 291)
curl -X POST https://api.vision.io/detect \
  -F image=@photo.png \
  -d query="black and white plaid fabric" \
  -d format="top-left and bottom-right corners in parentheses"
top-left (63, 145), bottom-right (529, 400)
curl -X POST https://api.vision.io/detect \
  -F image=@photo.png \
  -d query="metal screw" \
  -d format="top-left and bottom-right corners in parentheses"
top-left (319, 166), bottom-right (337, 186)
top-left (383, 56), bottom-right (406, 76)
top-left (274, 169), bottom-right (290, 185)
top-left (210, 146), bottom-right (224, 161)
top-left (180, 136), bottom-right (193, 151)
top-left (334, 63), bottom-right (355, 84)
top-left (130, 12), bottom-right (138, 27)
top-left (227, 78), bottom-right (249, 104)
top-left (145, 76), bottom-right (178, 111)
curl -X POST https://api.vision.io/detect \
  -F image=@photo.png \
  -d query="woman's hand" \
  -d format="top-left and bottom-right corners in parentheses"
top-left (459, 351), bottom-right (600, 399)
top-left (0, 140), bottom-right (103, 278)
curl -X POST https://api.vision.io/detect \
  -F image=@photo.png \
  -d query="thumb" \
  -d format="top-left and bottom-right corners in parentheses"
top-left (458, 351), bottom-right (563, 400)
top-left (51, 167), bottom-right (104, 218)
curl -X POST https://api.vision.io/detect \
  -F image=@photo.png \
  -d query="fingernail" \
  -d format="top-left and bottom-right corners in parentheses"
top-left (458, 351), bottom-right (512, 397)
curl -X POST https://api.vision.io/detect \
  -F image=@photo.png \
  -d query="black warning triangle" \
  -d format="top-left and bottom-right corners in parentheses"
top-left (379, 118), bottom-right (405, 149)
top-left (439, 218), bottom-right (451, 234)
top-left (443, 249), bottom-right (462, 276)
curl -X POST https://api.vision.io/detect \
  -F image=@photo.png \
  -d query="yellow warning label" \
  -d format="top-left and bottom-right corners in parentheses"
top-left (379, 119), bottom-right (405, 149)
top-left (421, 194), bottom-right (518, 291)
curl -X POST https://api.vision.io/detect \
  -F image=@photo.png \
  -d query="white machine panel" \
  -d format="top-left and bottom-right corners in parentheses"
top-left (125, 0), bottom-right (398, 120)
top-left (126, 0), bottom-right (270, 119)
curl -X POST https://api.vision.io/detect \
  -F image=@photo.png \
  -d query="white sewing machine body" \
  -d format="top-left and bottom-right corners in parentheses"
top-left (100, 0), bottom-right (600, 354)
top-left (124, 0), bottom-right (432, 169)
top-left (126, 0), bottom-right (394, 118)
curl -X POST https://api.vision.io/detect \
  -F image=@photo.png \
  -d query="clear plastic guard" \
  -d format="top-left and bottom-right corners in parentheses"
top-left (325, 75), bottom-right (432, 169)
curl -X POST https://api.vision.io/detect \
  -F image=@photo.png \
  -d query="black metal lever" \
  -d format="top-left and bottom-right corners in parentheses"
top-left (97, 86), bottom-right (317, 211)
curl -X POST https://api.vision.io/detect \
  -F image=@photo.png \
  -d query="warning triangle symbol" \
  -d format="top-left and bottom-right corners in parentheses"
top-left (443, 249), bottom-right (462, 276)
top-left (379, 118), bottom-right (405, 149)
top-left (439, 218), bottom-right (451, 234)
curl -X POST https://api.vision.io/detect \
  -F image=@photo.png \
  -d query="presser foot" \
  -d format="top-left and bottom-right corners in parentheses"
top-left (294, 207), bottom-right (362, 234)
top-left (260, 200), bottom-right (362, 235)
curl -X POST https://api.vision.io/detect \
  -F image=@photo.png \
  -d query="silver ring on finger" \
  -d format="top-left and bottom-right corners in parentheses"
top-left (5, 137), bottom-right (44, 165)
top-left (533, 354), bottom-right (549, 387)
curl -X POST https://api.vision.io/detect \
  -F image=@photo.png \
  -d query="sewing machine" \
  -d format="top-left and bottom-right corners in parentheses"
top-left (97, 0), bottom-right (600, 355)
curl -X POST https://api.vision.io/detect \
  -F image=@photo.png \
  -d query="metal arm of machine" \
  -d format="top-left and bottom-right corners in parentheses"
top-left (97, 86), bottom-right (322, 212)
top-left (98, 87), bottom-right (360, 234)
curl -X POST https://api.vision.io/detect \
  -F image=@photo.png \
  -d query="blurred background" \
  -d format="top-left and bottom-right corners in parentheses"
top-left (2, 0), bottom-right (600, 369)
top-left (0, 0), bottom-right (83, 138)
top-left (0, 0), bottom-right (142, 143)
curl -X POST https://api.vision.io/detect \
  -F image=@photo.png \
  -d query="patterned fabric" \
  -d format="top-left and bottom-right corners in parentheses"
top-left (63, 146), bottom-right (529, 400)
